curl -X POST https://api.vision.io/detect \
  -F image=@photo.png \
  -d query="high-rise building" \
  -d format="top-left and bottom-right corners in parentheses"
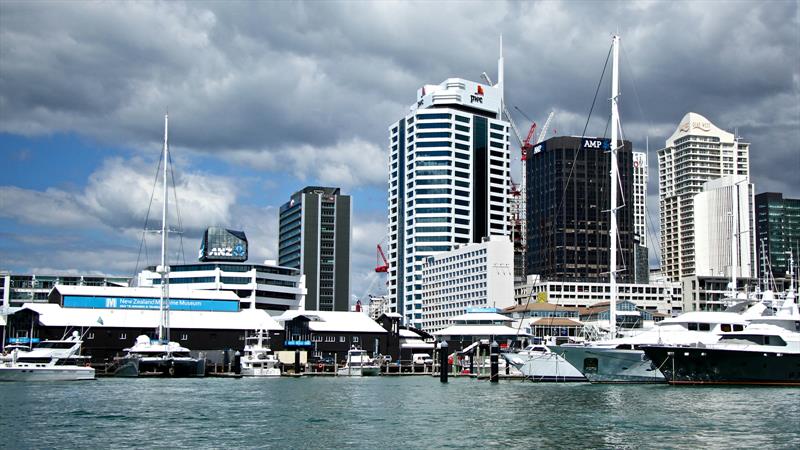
top-left (657, 112), bottom-right (750, 281)
top-left (693, 175), bottom-right (755, 279)
top-left (632, 151), bottom-right (648, 247)
top-left (526, 136), bottom-right (636, 283)
top-left (278, 186), bottom-right (351, 311)
top-left (755, 192), bottom-right (800, 279)
top-left (387, 57), bottom-right (511, 328)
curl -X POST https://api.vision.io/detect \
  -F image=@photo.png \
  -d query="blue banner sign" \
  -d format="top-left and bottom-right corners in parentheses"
top-left (63, 295), bottom-right (239, 312)
top-left (284, 340), bottom-right (312, 347)
top-left (7, 337), bottom-right (40, 344)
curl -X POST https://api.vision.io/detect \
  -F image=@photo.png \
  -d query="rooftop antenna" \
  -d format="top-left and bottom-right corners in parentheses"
top-left (497, 34), bottom-right (504, 117)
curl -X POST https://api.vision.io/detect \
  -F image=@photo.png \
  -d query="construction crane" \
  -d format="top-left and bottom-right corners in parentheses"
top-left (375, 243), bottom-right (389, 273)
top-left (536, 110), bottom-right (555, 145)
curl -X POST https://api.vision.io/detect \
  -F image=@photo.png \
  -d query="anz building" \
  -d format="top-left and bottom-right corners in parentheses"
top-left (138, 227), bottom-right (307, 313)
top-left (387, 52), bottom-right (512, 328)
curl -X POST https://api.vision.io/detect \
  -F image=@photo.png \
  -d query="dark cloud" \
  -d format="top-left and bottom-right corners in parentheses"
top-left (0, 0), bottom-right (797, 294)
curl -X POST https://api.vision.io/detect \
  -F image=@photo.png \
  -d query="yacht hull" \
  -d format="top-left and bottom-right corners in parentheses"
top-left (558, 346), bottom-right (665, 383)
top-left (117, 356), bottom-right (205, 377)
top-left (0, 366), bottom-right (95, 381)
top-left (336, 366), bottom-right (381, 376)
top-left (642, 345), bottom-right (800, 386)
top-left (241, 367), bottom-right (281, 377)
top-left (504, 351), bottom-right (586, 382)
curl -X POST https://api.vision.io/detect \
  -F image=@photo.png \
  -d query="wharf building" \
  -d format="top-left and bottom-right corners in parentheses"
top-left (419, 235), bottom-right (514, 334)
top-left (657, 112), bottom-right (750, 282)
top-left (1, 272), bottom-right (130, 307)
top-left (279, 187), bottom-right (351, 311)
top-left (514, 275), bottom-right (681, 315)
top-left (526, 135), bottom-right (636, 283)
top-left (387, 55), bottom-right (512, 328)
top-left (755, 192), bottom-right (800, 280)
top-left (138, 227), bottom-right (306, 314)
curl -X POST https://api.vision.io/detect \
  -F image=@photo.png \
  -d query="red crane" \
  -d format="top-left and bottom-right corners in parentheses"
top-left (375, 244), bottom-right (389, 273)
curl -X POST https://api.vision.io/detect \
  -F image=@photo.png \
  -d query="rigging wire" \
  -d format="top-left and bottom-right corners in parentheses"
top-left (132, 152), bottom-right (164, 282)
top-left (514, 42), bottom-right (614, 340)
top-left (167, 149), bottom-right (187, 265)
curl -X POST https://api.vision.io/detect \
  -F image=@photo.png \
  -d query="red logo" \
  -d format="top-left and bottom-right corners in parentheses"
top-left (476, 85), bottom-right (484, 96)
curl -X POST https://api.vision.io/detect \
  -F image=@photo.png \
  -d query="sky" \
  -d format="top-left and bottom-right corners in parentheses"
top-left (1, 0), bottom-right (798, 305)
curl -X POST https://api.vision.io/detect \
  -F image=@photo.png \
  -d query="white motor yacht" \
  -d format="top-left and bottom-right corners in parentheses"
top-left (0, 331), bottom-right (95, 381)
top-left (503, 344), bottom-right (587, 382)
top-left (336, 347), bottom-right (380, 376)
top-left (241, 330), bottom-right (280, 377)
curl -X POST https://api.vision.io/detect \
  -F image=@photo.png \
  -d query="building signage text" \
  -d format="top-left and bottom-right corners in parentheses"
top-left (63, 295), bottom-right (240, 312)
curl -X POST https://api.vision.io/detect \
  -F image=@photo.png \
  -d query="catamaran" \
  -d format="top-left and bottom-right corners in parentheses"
top-left (114, 115), bottom-right (205, 378)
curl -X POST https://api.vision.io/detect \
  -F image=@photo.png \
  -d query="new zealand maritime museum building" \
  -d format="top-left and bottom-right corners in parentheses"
top-left (1, 227), bottom-right (407, 365)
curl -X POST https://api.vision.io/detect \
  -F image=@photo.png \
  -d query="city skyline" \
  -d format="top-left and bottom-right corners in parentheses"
top-left (1, 1), bottom-right (798, 303)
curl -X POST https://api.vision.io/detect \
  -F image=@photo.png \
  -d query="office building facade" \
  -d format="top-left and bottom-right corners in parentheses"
top-left (755, 192), bottom-right (800, 279)
top-left (693, 175), bottom-right (755, 279)
top-left (1, 272), bottom-right (131, 308)
top-left (526, 136), bottom-right (636, 283)
top-left (420, 235), bottom-right (514, 333)
top-left (279, 187), bottom-right (351, 311)
top-left (657, 112), bottom-right (750, 281)
top-left (387, 72), bottom-right (512, 328)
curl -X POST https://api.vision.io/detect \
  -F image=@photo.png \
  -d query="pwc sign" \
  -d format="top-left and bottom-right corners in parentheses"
top-left (470, 85), bottom-right (485, 104)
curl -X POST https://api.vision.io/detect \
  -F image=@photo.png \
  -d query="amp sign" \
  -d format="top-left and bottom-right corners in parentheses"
top-left (581, 138), bottom-right (611, 151)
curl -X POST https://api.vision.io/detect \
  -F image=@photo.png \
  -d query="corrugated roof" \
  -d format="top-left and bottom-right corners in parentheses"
top-left (275, 310), bottom-right (387, 334)
top-left (19, 303), bottom-right (282, 330)
top-left (531, 318), bottom-right (584, 327)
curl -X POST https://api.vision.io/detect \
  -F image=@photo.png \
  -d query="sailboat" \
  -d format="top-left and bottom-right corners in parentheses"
top-left (557, 35), bottom-right (769, 383)
top-left (114, 115), bottom-right (206, 378)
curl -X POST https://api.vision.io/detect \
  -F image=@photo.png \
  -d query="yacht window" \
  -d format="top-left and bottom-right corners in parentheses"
top-left (733, 324), bottom-right (744, 332)
top-left (688, 323), bottom-right (698, 331)
top-left (698, 323), bottom-right (711, 331)
top-left (767, 336), bottom-right (787, 346)
top-left (720, 324), bottom-right (732, 332)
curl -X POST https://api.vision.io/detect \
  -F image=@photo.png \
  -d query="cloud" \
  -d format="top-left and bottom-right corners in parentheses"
top-left (0, 155), bottom-right (238, 236)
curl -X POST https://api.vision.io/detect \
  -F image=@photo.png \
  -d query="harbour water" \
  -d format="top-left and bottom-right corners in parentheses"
top-left (2, 378), bottom-right (799, 449)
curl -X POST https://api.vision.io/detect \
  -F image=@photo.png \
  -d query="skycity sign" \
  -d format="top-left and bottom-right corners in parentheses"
top-left (63, 295), bottom-right (240, 312)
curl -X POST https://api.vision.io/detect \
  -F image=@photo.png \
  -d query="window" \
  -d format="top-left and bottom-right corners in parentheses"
top-left (339, 336), bottom-right (346, 343)
top-left (325, 335), bottom-right (335, 342)
top-left (353, 336), bottom-right (359, 343)
top-left (87, 333), bottom-right (95, 340)
top-left (180, 333), bottom-right (188, 341)
top-left (119, 332), bottom-right (127, 340)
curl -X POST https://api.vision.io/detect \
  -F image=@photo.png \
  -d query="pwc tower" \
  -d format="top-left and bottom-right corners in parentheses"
top-left (387, 51), bottom-right (512, 328)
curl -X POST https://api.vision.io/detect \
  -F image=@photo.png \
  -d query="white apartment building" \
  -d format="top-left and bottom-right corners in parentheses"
top-left (420, 236), bottom-right (514, 333)
top-left (657, 112), bottom-right (750, 282)
top-left (632, 151), bottom-right (648, 247)
top-left (387, 52), bottom-right (512, 328)
top-left (514, 275), bottom-right (681, 315)
top-left (693, 175), bottom-right (756, 279)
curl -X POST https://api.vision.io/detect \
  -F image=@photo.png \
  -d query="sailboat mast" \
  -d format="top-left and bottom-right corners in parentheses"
top-left (159, 114), bottom-right (171, 343)
top-left (609, 34), bottom-right (620, 338)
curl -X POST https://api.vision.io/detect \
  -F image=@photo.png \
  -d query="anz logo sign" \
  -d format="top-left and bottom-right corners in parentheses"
top-left (582, 138), bottom-right (611, 151)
